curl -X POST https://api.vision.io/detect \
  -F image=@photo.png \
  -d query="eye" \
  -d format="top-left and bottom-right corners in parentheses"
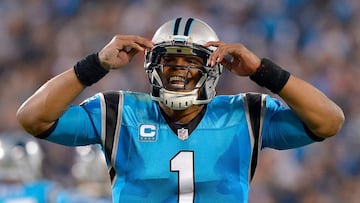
top-left (161, 56), bottom-right (175, 64)
top-left (186, 57), bottom-right (203, 66)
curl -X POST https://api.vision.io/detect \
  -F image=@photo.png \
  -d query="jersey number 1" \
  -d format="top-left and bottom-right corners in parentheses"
top-left (170, 151), bottom-right (195, 203)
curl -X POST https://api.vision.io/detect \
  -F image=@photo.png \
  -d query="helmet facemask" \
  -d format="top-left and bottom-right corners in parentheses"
top-left (145, 41), bottom-right (222, 110)
top-left (144, 17), bottom-right (223, 110)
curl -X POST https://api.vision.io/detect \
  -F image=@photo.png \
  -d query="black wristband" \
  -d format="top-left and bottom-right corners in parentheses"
top-left (73, 53), bottom-right (109, 86)
top-left (249, 58), bottom-right (290, 94)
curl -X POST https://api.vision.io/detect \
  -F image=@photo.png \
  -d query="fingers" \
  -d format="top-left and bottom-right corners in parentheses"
top-left (205, 41), bottom-right (261, 76)
top-left (205, 41), bottom-right (241, 67)
top-left (204, 41), bottom-right (226, 48)
top-left (112, 35), bottom-right (154, 52)
top-left (99, 35), bottom-right (153, 69)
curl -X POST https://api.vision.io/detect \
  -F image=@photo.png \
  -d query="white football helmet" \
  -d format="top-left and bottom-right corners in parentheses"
top-left (0, 132), bottom-right (43, 182)
top-left (145, 17), bottom-right (223, 110)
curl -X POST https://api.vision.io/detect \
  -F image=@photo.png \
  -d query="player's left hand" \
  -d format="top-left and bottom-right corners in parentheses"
top-left (204, 41), bottom-right (261, 76)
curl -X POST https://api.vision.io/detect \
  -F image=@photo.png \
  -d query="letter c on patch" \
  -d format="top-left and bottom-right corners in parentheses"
top-left (140, 124), bottom-right (156, 137)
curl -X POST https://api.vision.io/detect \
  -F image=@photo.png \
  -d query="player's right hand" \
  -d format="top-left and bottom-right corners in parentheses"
top-left (98, 35), bottom-right (153, 70)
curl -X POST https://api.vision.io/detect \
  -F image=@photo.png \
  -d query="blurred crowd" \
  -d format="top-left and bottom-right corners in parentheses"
top-left (1, 0), bottom-right (360, 202)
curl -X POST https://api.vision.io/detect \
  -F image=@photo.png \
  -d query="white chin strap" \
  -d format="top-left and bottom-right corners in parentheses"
top-left (158, 89), bottom-right (198, 110)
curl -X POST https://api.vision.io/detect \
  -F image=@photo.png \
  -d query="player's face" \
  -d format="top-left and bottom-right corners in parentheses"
top-left (160, 54), bottom-right (204, 91)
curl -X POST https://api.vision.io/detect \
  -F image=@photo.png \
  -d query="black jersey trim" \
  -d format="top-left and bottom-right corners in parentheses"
top-left (244, 93), bottom-right (265, 182)
top-left (303, 122), bottom-right (325, 142)
top-left (103, 92), bottom-right (119, 159)
top-left (160, 105), bottom-right (207, 137)
top-left (102, 91), bottom-right (123, 184)
top-left (36, 119), bottom-right (59, 139)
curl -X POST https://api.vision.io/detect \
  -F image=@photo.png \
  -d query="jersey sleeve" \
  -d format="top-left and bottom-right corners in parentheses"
top-left (261, 96), bottom-right (322, 150)
top-left (44, 94), bottom-right (103, 146)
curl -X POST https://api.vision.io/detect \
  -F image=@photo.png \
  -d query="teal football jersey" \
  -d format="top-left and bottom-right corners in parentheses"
top-left (46, 91), bottom-right (318, 203)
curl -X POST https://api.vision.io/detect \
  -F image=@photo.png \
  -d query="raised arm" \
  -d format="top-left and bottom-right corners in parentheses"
top-left (205, 41), bottom-right (345, 139)
top-left (16, 35), bottom-right (153, 136)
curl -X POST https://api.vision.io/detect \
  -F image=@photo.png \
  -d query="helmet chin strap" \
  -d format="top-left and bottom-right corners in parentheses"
top-left (158, 89), bottom-right (198, 110)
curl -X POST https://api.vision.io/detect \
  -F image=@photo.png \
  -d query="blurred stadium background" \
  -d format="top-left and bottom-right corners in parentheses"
top-left (1, 0), bottom-right (359, 202)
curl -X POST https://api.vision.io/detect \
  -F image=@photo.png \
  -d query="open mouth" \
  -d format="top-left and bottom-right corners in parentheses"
top-left (168, 76), bottom-right (188, 89)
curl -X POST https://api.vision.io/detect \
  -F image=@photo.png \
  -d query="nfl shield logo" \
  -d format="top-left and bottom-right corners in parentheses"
top-left (177, 128), bottom-right (189, 140)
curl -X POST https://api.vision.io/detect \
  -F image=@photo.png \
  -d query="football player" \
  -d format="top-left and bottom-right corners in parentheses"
top-left (17, 17), bottom-right (344, 202)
